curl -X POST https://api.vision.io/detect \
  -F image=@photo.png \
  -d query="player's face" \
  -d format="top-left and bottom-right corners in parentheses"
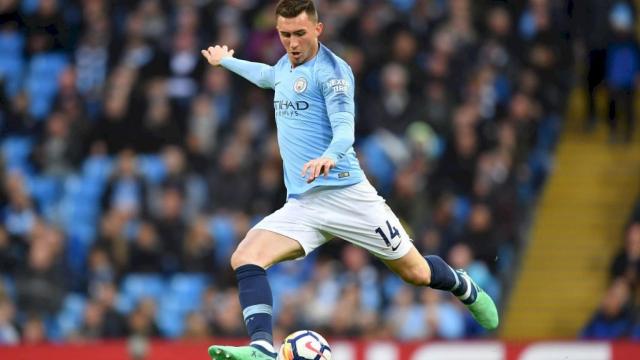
top-left (276, 12), bottom-right (323, 66)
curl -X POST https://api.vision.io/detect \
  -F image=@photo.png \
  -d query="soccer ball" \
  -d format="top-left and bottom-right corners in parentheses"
top-left (278, 330), bottom-right (332, 360)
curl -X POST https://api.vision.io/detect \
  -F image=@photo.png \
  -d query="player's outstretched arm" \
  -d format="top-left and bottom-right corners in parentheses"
top-left (201, 44), bottom-right (275, 89)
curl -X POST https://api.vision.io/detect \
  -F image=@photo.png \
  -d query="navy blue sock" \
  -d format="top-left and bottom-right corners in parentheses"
top-left (235, 264), bottom-right (275, 352)
top-left (425, 255), bottom-right (477, 304)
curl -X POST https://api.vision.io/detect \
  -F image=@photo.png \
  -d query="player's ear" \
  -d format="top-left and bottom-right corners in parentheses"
top-left (315, 22), bottom-right (324, 37)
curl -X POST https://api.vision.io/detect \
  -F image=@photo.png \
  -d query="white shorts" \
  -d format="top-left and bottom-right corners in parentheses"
top-left (252, 180), bottom-right (413, 260)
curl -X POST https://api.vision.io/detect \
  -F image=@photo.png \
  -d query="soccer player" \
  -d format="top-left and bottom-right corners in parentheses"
top-left (201, 1), bottom-right (498, 359)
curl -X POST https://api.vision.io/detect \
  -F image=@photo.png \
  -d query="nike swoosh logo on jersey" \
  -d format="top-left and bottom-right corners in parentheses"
top-left (275, 81), bottom-right (281, 86)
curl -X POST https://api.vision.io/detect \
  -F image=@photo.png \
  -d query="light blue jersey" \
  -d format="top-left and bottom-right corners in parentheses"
top-left (221, 44), bottom-right (365, 197)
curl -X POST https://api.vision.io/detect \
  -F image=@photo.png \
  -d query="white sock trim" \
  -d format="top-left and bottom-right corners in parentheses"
top-left (448, 266), bottom-right (460, 291)
top-left (251, 340), bottom-right (275, 353)
top-left (456, 273), bottom-right (472, 301)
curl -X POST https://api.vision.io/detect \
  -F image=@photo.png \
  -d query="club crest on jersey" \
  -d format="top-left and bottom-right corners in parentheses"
top-left (294, 77), bottom-right (307, 93)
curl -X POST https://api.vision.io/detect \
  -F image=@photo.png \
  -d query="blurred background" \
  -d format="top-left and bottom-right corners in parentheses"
top-left (0, 0), bottom-right (639, 358)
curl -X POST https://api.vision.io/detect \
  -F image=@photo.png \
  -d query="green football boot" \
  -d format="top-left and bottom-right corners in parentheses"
top-left (208, 345), bottom-right (276, 360)
top-left (457, 269), bottom-right (499, 330)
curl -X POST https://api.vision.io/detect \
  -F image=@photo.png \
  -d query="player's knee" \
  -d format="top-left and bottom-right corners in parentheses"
top-left (230, 246), bottom-right (261, 269)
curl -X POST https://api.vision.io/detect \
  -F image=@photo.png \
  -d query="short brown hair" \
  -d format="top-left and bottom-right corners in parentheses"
top-left (275, 0), bottom-right (318, 22)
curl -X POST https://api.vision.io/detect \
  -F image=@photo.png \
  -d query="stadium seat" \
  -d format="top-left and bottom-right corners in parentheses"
top-left (152, 274), bottom-right (210, 337)
top-left (1, 275), bottom-right (16, 301)
top-left (137, 155), bottom-right (167, 185)
top-left (55, 294), bottom-right (87, 338)
top-left (494, 74), bottom-right (512, 106)
top-left (20, 0), bottom-right (40, 14)
top-left (26, 175), bottom-right (61, 222)
top-left (183, 176), bottom-right (209, 216)
top-left (452, 196), bottom-right (471, 226)
top-left (382, 274), bottom-right (405, 302)
top-left (155, 303), bottom-right (185, 338)
top-left (1, 136), bottom-right (33, 171)
top-left (44, 314), bottom-right (64, 342)
top-left (209, 215), bottom-right (236, 264)
top-left (359, 136), bottom-right (396, 195)
top-left (82, 155), bottom-right (114, 184)
top-left (24, 53), bottom-right (68, 119)
top-left (0, 54), bottom-right (24, 98)
top-left (0, 31), bottom-right (25, 57)
top-left (536, 114), bottom-right (561, 151)
top-left (65, 174), bottom-right (105, 202)
top-left (268, 260), bottom-right (314, 315)
top-left (114, 294), bottom-right (135, 315)
top-left (167, 273), bottom-right (208, 311)
top-left (118, 274), bottom-right (165, 313)
top-left (65, 223), bottom-right (97, 279)
top-left (78, 177), bottom-right (106, 203)
top-left (27, 175), bottom-right (60, 206)
top-left (59, 176), bottom-right (102, 228)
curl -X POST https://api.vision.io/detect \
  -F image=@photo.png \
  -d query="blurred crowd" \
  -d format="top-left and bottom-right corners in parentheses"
top-left (582, 200), bottom-right (640, 339)
top-left (577, 0), bottom-right (640, 341)
top-left (0, 0), bottom-right (582, 344)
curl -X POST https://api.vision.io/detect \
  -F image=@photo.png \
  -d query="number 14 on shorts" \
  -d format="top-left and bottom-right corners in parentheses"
top-left (375, 220), bottom-right (401, 250)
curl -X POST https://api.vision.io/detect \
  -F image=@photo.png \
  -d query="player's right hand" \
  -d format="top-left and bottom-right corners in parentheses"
top-left (301, 157), bottom-right (336, 184)
top-left (201, 45), bottom-right (235, 66)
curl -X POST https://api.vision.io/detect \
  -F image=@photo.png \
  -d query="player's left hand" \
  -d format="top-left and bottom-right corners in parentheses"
top-left (201, 45), bottom-right (234, 66)
top-left (301, 157), bottom-right (336, 183)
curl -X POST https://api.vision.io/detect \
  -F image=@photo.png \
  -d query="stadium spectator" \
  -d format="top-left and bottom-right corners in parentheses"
top-left (94, 210), bottom-right (130, 279)
top-left (181, 216), bottom-right (217, 275)
top-left (21, 314), bottom-right (47, 344)
top-left (362, 62), bottom-right (420, 135)
top-left (24, 0), bottom-right (68, 54)
top-left (611, 222), bottom-right (640, 284)
top-left (76, 300), bottom-right (109, 340)
top-left (89, 67), bottom-right (140, 154)
top-left (384, 285), bottom-right (426, 340)
top-left (182, 311), bottom-right (211, 340)
top-left (328, 282), bottom-right (364, 338)
top-left (0, 226), bottom-right (18, 274)
top-left (127, 221), bottom-right (163, 274)
top-left (605, 2), bottom-right (640, 143)
top-left (86, 247), bottom-right (116, 293)
top-left (0, 294), bottom-right (18, 345)
top-left (93, 281), bottom-right (127, 338)
top-left (138, 79), bottom-right (183, 153)
top-left (152, 186), bottom-right (186, 272)
top-left (339, 246), bottom-right (381, 314)
top-left (419, 288), bottom-right (465, 339)
top-left (32, 111), bottom-right (75, 177)
top-left (573, 0), bottom-right (614, 131)
top-left (127, 298), bottom-right (160, 337)
top-left (186, 94), bottom-right (219, 171)
top-left (2, 172), bottom-right (38, 241)
top-left (15, 225), bottom-right (66, 316)
top-left (208, 289), bottom-right (245, 338)
top-left (297, 258), bottom-right (340, 331)
top-left (101, 149), bottom-right (148, 217)
top-left (582, 279), bottom-right (634, 339)
top-left (207, 139), bottom-right (254, 212)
